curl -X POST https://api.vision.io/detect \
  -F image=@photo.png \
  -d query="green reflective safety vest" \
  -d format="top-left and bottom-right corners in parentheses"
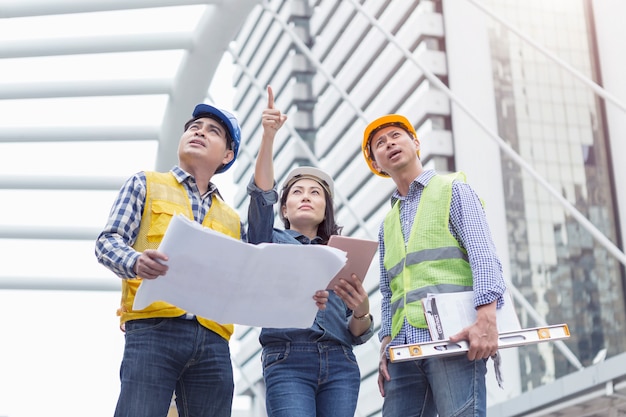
top-left (383, 172), bottom-right (474, 339)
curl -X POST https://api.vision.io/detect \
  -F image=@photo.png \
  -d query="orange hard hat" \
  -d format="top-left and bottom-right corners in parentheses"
top-left (362, 114), bottom-right (418, 177)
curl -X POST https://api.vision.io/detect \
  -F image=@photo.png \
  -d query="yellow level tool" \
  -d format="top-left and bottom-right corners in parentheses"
top-left (389, 323), bottom-right (570, 362)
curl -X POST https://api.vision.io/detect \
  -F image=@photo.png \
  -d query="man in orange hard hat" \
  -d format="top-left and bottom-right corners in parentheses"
top-left (362, 114), bottom-right (507, 417)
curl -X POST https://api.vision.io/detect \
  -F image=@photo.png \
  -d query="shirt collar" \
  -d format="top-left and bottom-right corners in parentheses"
top-left (284, 228), bottom-right (324, 245)
top-left (390, 169), bottom-right (437, 207)
top-left (170, 165), bottom-right (222, 199)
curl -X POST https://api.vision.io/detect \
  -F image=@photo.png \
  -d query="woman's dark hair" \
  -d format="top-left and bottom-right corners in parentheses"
top-left (279, 180), bottom-right (342, 244)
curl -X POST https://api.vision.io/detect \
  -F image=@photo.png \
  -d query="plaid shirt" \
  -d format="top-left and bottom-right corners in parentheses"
top-left (95, 165), bottom-right (244, 279)
top-left (378, 169), bottom-right (506, 346)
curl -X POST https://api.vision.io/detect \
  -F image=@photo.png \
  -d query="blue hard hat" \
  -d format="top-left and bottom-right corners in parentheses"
top-left (191, 103), bottom-right (241, 173)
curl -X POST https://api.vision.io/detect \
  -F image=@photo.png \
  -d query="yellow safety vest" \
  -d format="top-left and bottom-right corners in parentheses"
top-left (119, 171), bottom-right (240, 341)
top-left (383, 173), bottom-right (473, 339)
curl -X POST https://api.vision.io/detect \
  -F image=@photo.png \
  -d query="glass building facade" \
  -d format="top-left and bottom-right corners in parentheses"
top-left (483, 0), bottom-right (624, 389)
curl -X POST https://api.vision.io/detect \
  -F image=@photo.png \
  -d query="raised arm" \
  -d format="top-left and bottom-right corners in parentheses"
top-left (254, 85), bottom-right (287, 190)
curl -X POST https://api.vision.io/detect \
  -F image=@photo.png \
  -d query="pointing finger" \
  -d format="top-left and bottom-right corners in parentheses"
top-left (267, 85), bottom-right (274, 109)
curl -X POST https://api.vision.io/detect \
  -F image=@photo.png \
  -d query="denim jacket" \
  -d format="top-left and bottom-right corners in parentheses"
top-left (247, 177), bottom-right (374, 348)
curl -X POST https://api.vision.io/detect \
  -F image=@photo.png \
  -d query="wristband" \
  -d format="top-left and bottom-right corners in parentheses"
top-left (353, 312), bottom-right (371, 321)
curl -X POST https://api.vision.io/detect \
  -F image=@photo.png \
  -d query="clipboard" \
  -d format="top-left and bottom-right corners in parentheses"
top-left (422, 290), bottom-right (521, 341)
top-left (326, 235), bottom-right (378, 289)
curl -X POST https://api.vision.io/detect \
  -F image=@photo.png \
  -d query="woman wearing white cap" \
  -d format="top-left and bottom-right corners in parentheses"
top-left (246, 86), bottom-right (374, 417)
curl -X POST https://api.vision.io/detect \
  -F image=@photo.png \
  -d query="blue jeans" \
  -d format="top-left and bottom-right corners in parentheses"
top-left (262, 342), bottom-right (360, 417)
top-left (114, 317), bottom-right (233, 417)
top-left (383, 355), bottom-right (487, 417)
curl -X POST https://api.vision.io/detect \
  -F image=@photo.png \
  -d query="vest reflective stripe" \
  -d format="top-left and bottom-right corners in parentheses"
top-left (119, 171), bottom-right (240, 341)
top-left (387, 247), bottom-right (469, 281)
top-left (390, 283), bottom-right (474, 318)
top-left (383, 173), bottom-right (474, 338)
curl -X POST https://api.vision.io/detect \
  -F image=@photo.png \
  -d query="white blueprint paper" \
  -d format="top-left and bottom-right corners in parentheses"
top-left (133, 214), bottom-right (347, 328)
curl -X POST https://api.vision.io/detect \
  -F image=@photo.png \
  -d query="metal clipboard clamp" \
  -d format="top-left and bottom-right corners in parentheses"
top-left (389, 324), bottom-right (570, 362)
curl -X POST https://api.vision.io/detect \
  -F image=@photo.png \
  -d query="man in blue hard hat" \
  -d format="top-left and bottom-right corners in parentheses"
top-left (95, 103), bottom-right (243, 417)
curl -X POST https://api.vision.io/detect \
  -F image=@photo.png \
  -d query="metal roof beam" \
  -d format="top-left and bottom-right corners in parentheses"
top-left (157, 0), bottom-right (258, 171)
top-left (0, 225), bottom-right (99, 240)
top-left (0, 175), bottom-right (126, 190)
top-left (0, 0), bottom-right (221, 18)
top-left (0, 276), bottom-right (119, 291)
top-left (0, 33), bottom-right (193, 59)
top-left (0, 126), bottom-right (159, 143)
top-left (0, 79), bottom-right (172, 100)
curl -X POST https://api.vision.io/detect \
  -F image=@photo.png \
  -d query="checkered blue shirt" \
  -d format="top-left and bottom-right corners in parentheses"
top-left (95, 166), bottom-right (244, 279)
top-left (378, 169), bottom-right (506, 346)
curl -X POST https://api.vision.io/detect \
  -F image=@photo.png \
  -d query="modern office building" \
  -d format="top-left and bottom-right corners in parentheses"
top-left (1, 1), bottom-right (625, 416)
top-left (228, 0), bottom-right (626, 415)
